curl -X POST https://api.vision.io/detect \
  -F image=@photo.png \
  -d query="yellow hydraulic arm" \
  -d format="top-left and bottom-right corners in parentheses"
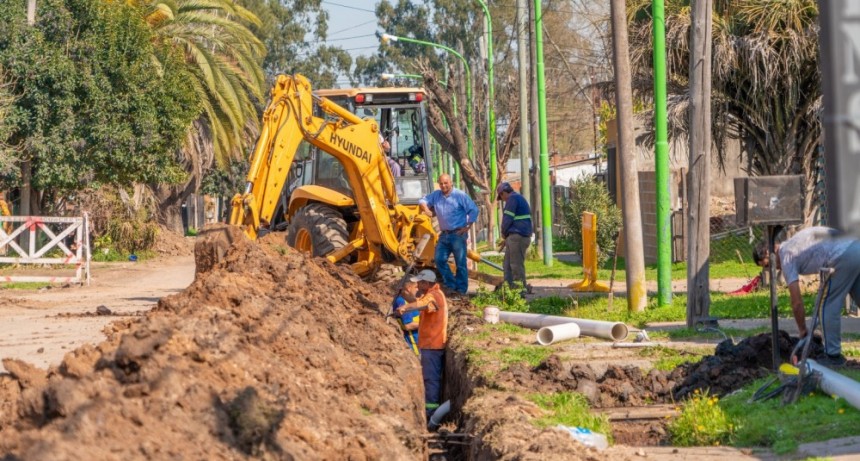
top-left (231, 74), bottom-right (404, 257)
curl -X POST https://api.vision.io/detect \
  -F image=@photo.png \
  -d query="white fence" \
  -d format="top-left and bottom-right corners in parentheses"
top-left (0, 214), bottom-right (91, 285)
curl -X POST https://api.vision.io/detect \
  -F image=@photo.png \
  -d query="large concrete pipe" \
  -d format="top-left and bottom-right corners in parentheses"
top-left (498, 311), bottom-right (628, 341)
top-left (807, 359), bottom-right (860, 411)
top-left (537, 323), bottom-right (581, 345)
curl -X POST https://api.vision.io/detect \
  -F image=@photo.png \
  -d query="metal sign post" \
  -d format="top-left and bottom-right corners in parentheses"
top-left (735, 176), bottom-right (803, 369)
top-left (818, 1), bottom-right (860, 234)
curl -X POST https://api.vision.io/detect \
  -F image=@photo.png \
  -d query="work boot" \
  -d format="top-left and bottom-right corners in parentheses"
top-left (816, 353), bottom-right (847, 368)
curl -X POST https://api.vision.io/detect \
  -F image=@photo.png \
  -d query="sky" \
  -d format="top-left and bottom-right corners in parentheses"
top-left (320, 0), bottom-right (383, 85)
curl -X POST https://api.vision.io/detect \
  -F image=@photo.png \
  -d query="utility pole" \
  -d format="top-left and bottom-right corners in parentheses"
top-left (22, 0), bottom-right (36, 235)
top-left (517, 0), bottom-right (530, 207)
top-left (529, 1), bottom-right (542, 258)
top-left (609, 0), bottom-right (647, 312)
top-left (27, 0), bottom-right (36, 25)
top-left (686, 0), bottom-right (713, 327)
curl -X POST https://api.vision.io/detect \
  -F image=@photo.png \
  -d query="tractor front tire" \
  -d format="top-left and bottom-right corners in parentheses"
top-left (286, 204), bottom-right (348, 258)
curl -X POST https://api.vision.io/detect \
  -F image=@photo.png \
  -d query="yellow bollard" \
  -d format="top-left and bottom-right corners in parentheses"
top-left (569, 212), bottom-right (610, 292)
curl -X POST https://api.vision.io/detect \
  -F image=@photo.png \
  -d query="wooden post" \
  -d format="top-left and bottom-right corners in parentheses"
top-left (686, 0), bottom-right (713, 328)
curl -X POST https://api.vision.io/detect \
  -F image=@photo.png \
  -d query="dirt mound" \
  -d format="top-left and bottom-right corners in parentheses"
top-left (152, 225), bottom-right (194, 257)
top-left (461, 392), bottom-right (606, 461)
top-left (0, 232), bottom-right (426, 459)
top-left (497, 356), bottom-right (684, 408)
top-left (672, 331), bottom-right (822, 399)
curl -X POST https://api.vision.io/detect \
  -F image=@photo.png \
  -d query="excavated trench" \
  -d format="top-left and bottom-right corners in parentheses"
top-left (439, 307), bottom-right (858, 458)
top-left (1, 225), bottom-right (855, 460)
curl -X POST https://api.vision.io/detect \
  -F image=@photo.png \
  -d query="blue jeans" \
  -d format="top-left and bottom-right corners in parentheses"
top-left (420, 349), bottom-right (445, 411)
top-left (822, 241), bottom-right (860, 356)
top-left (435, 232), bottom-right (468, 293)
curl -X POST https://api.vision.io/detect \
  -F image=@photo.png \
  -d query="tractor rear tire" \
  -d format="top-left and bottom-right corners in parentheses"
top-left (286, 204), bottom-right (348, 258)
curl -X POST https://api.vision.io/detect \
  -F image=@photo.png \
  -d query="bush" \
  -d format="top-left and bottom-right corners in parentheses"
top-left (668, 389), bottom-right (735, 446)
top-left (559, 175), bottom-right (621, 265)
top-left (472, 283), bottom-right (529, 312)
top-left (79, 187), bottom-right (160, 255)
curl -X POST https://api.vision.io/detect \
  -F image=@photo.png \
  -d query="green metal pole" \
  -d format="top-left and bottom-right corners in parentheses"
top-left (477, 0), bottom-right (498, 240)
top-left (534, 0), bottom-right (553, 266)
top-left (653, 0), bottom-right (671, 306)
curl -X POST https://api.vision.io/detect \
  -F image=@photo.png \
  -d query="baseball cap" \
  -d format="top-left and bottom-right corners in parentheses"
top-left (410, 269), bottom-right (437, 283)
top-left (496, 182), bottom-right (514, 200)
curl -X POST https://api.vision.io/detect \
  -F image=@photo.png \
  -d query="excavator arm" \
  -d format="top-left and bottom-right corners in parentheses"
top-left (231, 74), bottom-right (406, 259)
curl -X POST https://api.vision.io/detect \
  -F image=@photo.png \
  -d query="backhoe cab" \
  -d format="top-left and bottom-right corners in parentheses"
top-left (230, 74), bottom-right (438, 280)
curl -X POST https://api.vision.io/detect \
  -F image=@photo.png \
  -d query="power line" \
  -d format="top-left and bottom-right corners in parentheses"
top-left (321, 1), bottom-right (375, 14)
top-left (328, 19), bottom-right (377, 37)
top-left (322, 34), bottom-right (377, 42)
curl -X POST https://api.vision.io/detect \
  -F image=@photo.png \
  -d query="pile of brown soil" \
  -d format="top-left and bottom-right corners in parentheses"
top-left (151, 225), bottom-right (194, 257)
top-left (497, 356), bottom-right (684, 408)
top-left (0, 228), bottom-right (426, 459)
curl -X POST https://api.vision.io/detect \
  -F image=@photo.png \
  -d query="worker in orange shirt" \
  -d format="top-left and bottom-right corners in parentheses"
top-left (397, 269), bottom-right (448, 418)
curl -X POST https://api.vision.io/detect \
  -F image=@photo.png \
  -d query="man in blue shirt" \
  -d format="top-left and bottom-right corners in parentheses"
top-left (419, 174), bottom-right (479, 295)
top-left (496, 182), bottom-right (533, 292)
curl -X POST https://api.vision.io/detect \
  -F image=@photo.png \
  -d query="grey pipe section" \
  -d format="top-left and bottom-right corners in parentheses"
top-left (480, 257), bottom-right (504, 272)
top-left (428, 400), bottom-right (451, 430)
top-left (537, 323), bottom-right (581, 345)
top-left (498, 311), bottom-right (629, 341)
top-left (807, 359), bottom-right (860, 411)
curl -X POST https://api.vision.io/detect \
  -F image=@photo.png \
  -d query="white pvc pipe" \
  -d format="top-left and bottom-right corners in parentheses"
top-left (537, 323), bottom-right (581, 345)
top-left (498, 311), bottom-right (629, 341)
top-left (807, 359), bottom-right (860, 411)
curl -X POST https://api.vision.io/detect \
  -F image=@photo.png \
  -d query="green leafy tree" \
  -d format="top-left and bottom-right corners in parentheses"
top-left (0, 0), bottom-right (198, 213)
top-left (131, 0), bottom-right (266, 230)
top-left (559, 175), bottom-right (622, 265)
top-left (0, 68), bottom-right (16, 183)
top-left (627, 0), bottom-right (822, 223)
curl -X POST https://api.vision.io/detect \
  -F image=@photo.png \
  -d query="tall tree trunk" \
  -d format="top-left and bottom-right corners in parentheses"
top-left (610, 0), bottom-right (647, 312)
top-left (686, 0), bottom-right (713, 328)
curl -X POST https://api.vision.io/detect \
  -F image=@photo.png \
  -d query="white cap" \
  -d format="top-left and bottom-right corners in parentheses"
top-left (410, 269), bottom-right (437, 283)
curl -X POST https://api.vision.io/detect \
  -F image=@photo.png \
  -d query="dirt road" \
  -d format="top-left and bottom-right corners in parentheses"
top-left (0, 256), bottom-right (195, 372)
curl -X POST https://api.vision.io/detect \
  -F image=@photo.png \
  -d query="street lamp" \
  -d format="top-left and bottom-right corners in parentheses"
top-left (380, 73), bottom-right (447, 87)
top-left (381, 33), bottom-right (473, 164)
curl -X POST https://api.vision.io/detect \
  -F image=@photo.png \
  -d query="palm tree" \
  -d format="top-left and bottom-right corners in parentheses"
top-left (627, 0), bottom-right (822, 223)
top-left (129, 0), bottom-right (266, 230)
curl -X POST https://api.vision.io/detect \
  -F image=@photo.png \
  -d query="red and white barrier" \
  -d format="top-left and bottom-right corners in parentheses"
top-left (0, 214), bottom-right (90, 285)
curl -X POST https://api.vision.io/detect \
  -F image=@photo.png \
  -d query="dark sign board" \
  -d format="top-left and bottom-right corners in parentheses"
top-left (819, 1), bottom-right (860, 233)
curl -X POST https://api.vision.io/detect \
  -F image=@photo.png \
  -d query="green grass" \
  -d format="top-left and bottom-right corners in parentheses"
top-left (528, 392), bottom-right (613, 442)
top-left (721, 370), bottom-right (860, 454)
top-left (638, 345), bottom-right (705, 371)
top-left (498, 345), bottom-right (552, 368)
top-left (476, 253), bottom-right (757, 282)
top-left (92, 249), bottom-right (156, 262)
top-left (0, 281), bottom-right (52, 290)
top-left (527, 290), bottom-right (817, 329)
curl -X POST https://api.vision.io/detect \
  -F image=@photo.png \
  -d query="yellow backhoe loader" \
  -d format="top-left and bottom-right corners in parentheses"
top-left (229, 74), bottom-right (500, 282)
